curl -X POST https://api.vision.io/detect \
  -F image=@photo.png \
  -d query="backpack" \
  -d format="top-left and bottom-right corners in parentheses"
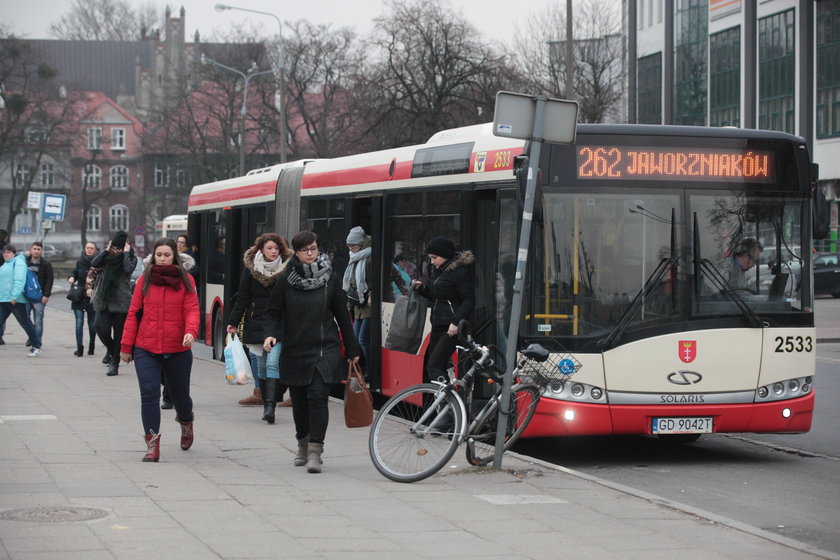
top-left (24, 268), bottom-right (43, 302)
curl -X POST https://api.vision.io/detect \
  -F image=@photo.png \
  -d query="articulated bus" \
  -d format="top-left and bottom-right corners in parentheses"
top-left (188, 122), bottom-right (821, 440)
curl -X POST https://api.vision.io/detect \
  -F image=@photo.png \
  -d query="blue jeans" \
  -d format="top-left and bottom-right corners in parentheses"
top-left (26, 301), bottom-right (45, 343)
top-left (133, 347), bottom-right (193, 435)
top-left (353, 317), bottom-right (370, 376)
top-left (74, 303), bottom-right (96, 347)
top-left (254, 342), bottom-right (281, 380)
top-left (0, 302), bottom-right (41, 348)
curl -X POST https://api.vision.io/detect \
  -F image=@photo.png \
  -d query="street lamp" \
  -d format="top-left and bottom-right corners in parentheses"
top-left (215, 3), bottom-right (287, 163)
top-left (201, 53), bottom-right (274, 175)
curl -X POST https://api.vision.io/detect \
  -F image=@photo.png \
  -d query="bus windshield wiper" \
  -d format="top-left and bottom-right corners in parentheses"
top-left (602, 207), bottom-right (677, 351)
top-left (601, 257), bottom-right (675, 350)
top-left (696, 259), bottom-right (763, 328)
top-left (692, 213), bottom-right (762, 328)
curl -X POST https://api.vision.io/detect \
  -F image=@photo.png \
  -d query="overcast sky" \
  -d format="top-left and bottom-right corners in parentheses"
top-left (4, 0), bottom-right (557, 44)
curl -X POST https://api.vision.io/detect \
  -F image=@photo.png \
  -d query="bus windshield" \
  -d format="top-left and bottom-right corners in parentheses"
top-left (529, 188), bottom-right (810, 349)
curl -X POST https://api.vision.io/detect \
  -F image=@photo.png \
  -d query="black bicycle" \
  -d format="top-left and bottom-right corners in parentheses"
top-left (369, 321), bottom-right (580, 483)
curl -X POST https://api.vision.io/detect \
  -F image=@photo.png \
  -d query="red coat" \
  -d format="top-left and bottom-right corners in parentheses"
top-left (121, 273), bottom-right (199, 355)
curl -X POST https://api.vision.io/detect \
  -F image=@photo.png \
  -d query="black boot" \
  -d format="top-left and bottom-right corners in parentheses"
top-left (106, 361), bottom-right (119, 376)
top-left (262, 378), bottom-right (278, 424)
top-left (74, 345), bottom-right (84, 357)
top-left (102, 353), bottom-right (112, 365)
top-left (88, 341), bottom-right (95, 355)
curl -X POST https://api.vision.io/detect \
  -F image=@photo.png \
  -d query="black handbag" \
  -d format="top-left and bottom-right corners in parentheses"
top-left (66, 282), bottom-right (84, 303)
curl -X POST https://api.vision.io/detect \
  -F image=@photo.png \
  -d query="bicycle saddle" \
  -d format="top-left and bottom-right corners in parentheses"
top-left (521, 343), bottom-right (550, 362)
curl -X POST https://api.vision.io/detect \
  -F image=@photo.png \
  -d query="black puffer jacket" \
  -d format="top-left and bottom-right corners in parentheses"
top-left (264, 256), bottom-right (359, 386)
top-left (416, 250), bottom-right (475, 328)
top-left (226, 246), bottom-right (287, 344)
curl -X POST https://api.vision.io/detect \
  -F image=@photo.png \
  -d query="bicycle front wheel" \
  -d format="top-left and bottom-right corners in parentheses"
top-left (369, 383), bottom-right (464, 483)
top-left (465, 383), bottom-right (541, 467)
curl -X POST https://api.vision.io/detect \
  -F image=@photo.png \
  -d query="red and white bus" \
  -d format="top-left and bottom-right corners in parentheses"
top-left (188, 122), bottom-right (820, 440)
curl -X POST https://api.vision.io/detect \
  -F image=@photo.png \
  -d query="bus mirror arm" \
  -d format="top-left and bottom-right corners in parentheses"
top-left (514, 155), bottom-right (529, 202)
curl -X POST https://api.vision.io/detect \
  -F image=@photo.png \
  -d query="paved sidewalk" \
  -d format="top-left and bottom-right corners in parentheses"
top-left (0, 309), bottom-right (835, 559)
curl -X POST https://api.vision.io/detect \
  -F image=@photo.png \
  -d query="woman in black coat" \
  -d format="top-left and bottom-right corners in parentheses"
top-left (226, 233), bottom-right (291, 424)
top-left (413, 236), bottom-right (475, 384)
top-left (68, 241), bottom-right (99, 356)
top-left (264, 230), bottom-right (359, 473)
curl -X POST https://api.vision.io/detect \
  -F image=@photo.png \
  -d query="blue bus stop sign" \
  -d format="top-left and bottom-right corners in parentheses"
top-left (41, 194), bottom-right (66, 221)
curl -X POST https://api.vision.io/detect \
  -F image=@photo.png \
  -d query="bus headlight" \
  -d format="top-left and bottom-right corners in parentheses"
top-left (541, 380), bottom-right (606, 404)
top-left (755, 376), bottom-right (814, 403)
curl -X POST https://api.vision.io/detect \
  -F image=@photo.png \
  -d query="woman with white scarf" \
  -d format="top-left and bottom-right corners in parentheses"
top-left (342, 226), bottom-right (372, 379)
top-left (227, 233), bottom-right (292, 424)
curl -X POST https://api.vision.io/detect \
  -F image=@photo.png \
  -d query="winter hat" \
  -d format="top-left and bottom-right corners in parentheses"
top-left (426, 237), bottom-right (455, 259)
top-left (111, 230), bottom-right (128, 249)
top-left (346, 226), bottom-right (366, 246)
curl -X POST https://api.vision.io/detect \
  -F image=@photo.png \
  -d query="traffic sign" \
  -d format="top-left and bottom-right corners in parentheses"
top-left (27, 192), bottom-right (42, 210)
top-left (41, 194), bottom-right (66, 221)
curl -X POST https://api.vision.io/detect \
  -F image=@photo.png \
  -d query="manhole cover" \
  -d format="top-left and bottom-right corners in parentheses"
top-left (0, 506), bottom-right (109, 523)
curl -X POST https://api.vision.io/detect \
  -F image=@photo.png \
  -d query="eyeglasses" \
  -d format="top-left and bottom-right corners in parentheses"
top-left (298, 246), bottom-right (319, 254)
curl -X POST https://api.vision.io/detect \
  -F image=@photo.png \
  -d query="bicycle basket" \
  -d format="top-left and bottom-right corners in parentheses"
top-left (516, 343), bottom-right (582, 386)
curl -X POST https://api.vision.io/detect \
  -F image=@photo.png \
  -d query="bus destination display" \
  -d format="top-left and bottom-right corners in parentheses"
top-left (577, 146), bottom-right (775, 183)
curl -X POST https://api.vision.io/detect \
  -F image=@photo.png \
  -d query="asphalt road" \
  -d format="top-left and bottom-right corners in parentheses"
top-left (513, 341), bottom-right (840, 555)
top-left (46, 286), bottom-right (840, 553)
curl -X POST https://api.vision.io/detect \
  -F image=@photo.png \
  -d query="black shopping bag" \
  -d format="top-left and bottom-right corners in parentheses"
top-left (385, 291), bottom-right (428, 354)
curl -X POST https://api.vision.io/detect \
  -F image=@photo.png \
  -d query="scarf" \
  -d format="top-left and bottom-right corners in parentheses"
top-left (342, 246), bottom-right (371, 304)
top-left (287, 253), bottom-right (331, 291)
top-left (254, 251), bottom-right (284, 277)
top-left (150, 264), bottom-right (182, 289)
top-left (98, 251), bottom-right (126, 303)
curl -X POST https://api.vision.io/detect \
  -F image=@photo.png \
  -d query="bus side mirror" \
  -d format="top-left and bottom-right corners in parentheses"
top-left (813, 185), bottom-right (829, 240)
top-left (812, 163), bottom-right (829, 240)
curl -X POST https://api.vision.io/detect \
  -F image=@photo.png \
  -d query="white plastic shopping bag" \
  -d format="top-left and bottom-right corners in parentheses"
top-left (224, 334), bottom-right (253, 385)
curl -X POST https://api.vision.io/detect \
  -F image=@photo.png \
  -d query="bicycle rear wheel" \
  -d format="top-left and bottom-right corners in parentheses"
top-left (369, 383), bottom-right (464, 483)
top-left (465, 383), bottom-right (540, 467)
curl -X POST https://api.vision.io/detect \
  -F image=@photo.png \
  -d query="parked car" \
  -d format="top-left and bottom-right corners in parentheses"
top-left (41, 244), bottom-right (64, 259)
top-left (813, 253), bottom-right (840, 298)
top-left (21, 243), bottom-right (63, 259)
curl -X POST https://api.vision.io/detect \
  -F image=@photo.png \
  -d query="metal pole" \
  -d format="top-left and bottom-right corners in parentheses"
top-left (493, 97), bottom-right (546, 469)
top-left (215, 4), bottom-right (287, 162)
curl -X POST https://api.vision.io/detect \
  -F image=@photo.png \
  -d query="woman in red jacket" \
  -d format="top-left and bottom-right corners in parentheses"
top-left (120, 238), bottom-right (199, 463)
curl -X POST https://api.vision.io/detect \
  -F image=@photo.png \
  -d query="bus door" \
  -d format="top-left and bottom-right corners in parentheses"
top-left (470, 188), bottom-right (517, 402)
top-left (346, 197), bottom-right (382, 388)
top-left (227, 204), bottom-right (271, 309)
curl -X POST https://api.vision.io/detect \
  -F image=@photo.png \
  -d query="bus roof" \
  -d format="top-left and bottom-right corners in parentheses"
top-left (188, 123), bottom-right (808, 211)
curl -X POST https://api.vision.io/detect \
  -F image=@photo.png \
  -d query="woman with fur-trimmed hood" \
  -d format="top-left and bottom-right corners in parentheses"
top-left (413, 236), bottom-right (475, 384)
top-left (227, 233), bottom-right (292, 424)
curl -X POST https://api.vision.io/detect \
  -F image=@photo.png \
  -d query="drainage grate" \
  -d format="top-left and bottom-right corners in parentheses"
top-left (0, 506), bottom-right (109, 523)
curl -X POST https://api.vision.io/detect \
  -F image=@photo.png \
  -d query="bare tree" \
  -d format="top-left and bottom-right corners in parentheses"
top-left (513, 0), bottom-right (626, 123)
top-left (49, 0), bottom-right (159, 41)
top-left (274, 20), bottom-right (364, 158)
top-left (0, 36), bottom-right (81, 235)
top-left (358, 0), bottom-right (517, 149)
